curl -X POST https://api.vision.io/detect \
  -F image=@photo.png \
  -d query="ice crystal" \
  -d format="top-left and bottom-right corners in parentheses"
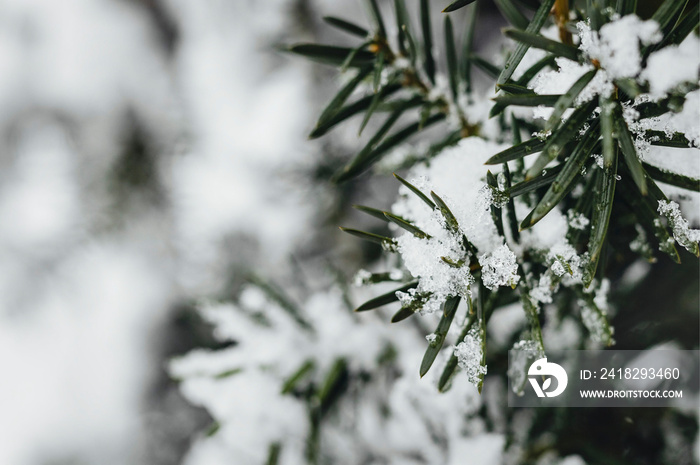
top-left (396, 288), bottom-right (445, 315)
top-left (533, 129), bottom-right (552, 140)
top-left (480, 244), bottom-right (520, 291)
top-left (658, 200), bottom-right (700, 253)
top-left (567, 210), bottom-right (590, 230)
top-left (592, 153), bottom-right (604, 169)
top-left (497, 172), bottom-right (507, 192)
top-left (551, 261), bottom-right (566, 277)
top-left (548, 242), bottom-right (586, 283)
top-left (455, 327), bottom-right (487, 387)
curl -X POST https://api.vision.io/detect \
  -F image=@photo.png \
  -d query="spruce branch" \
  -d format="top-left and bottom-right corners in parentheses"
top-left (286, 0), bottom-right (700, 402)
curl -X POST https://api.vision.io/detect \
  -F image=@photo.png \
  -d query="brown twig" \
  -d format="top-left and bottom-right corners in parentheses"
top-left (553, 0), bottom-right (573, 46)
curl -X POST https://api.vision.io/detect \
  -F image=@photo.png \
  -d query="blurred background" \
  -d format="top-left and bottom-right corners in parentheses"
top-left (0, 1), bottom-right (696, 465)
top-left (0, 0), bottom-right (327, 463)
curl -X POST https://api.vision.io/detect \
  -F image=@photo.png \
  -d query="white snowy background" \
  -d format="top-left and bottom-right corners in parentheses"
top-left (0, 0), bottom-right (333, 463)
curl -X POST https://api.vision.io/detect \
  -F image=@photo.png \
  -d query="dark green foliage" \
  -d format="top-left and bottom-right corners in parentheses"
top-left (546, 69), bottom-right (598, 130)
top-left (486, 138), bottom-right (546, 165)
top-left (420, 296), bottom-right (461, 377)
top-left (586, 152), bottom-right (618, 286)
top-left (443, 0), bottom-right (477, 13)
top-left (503, 28), bottom-right (580, 61)
top-left (287, 44), bottom-right (375, 67)
top-left (323, 16), bottom-right (369, 37)
top-left (279, 2), bottom-right (700, 461)
top-left (494, 0), bottom-right (529, 29)
top-left (355, 282), bottom-right (419, 312)
top-left (497, 0), bottom-right (557, 87)
top-left (289, 0), bottom-right (700, 398)
top-left (522, 122), bottom-right (600, 229)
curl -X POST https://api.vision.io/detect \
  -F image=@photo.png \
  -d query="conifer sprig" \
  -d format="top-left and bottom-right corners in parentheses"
top-left (290, 0), bottom-right (700, 388)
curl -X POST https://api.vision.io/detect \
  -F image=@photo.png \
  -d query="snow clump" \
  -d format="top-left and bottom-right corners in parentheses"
top-left (391, 137), bottom-right (508, 312)
top-left (480, 244), bottom-right (520, 291)
top-left (454, 326), bottom-right (487, 387)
